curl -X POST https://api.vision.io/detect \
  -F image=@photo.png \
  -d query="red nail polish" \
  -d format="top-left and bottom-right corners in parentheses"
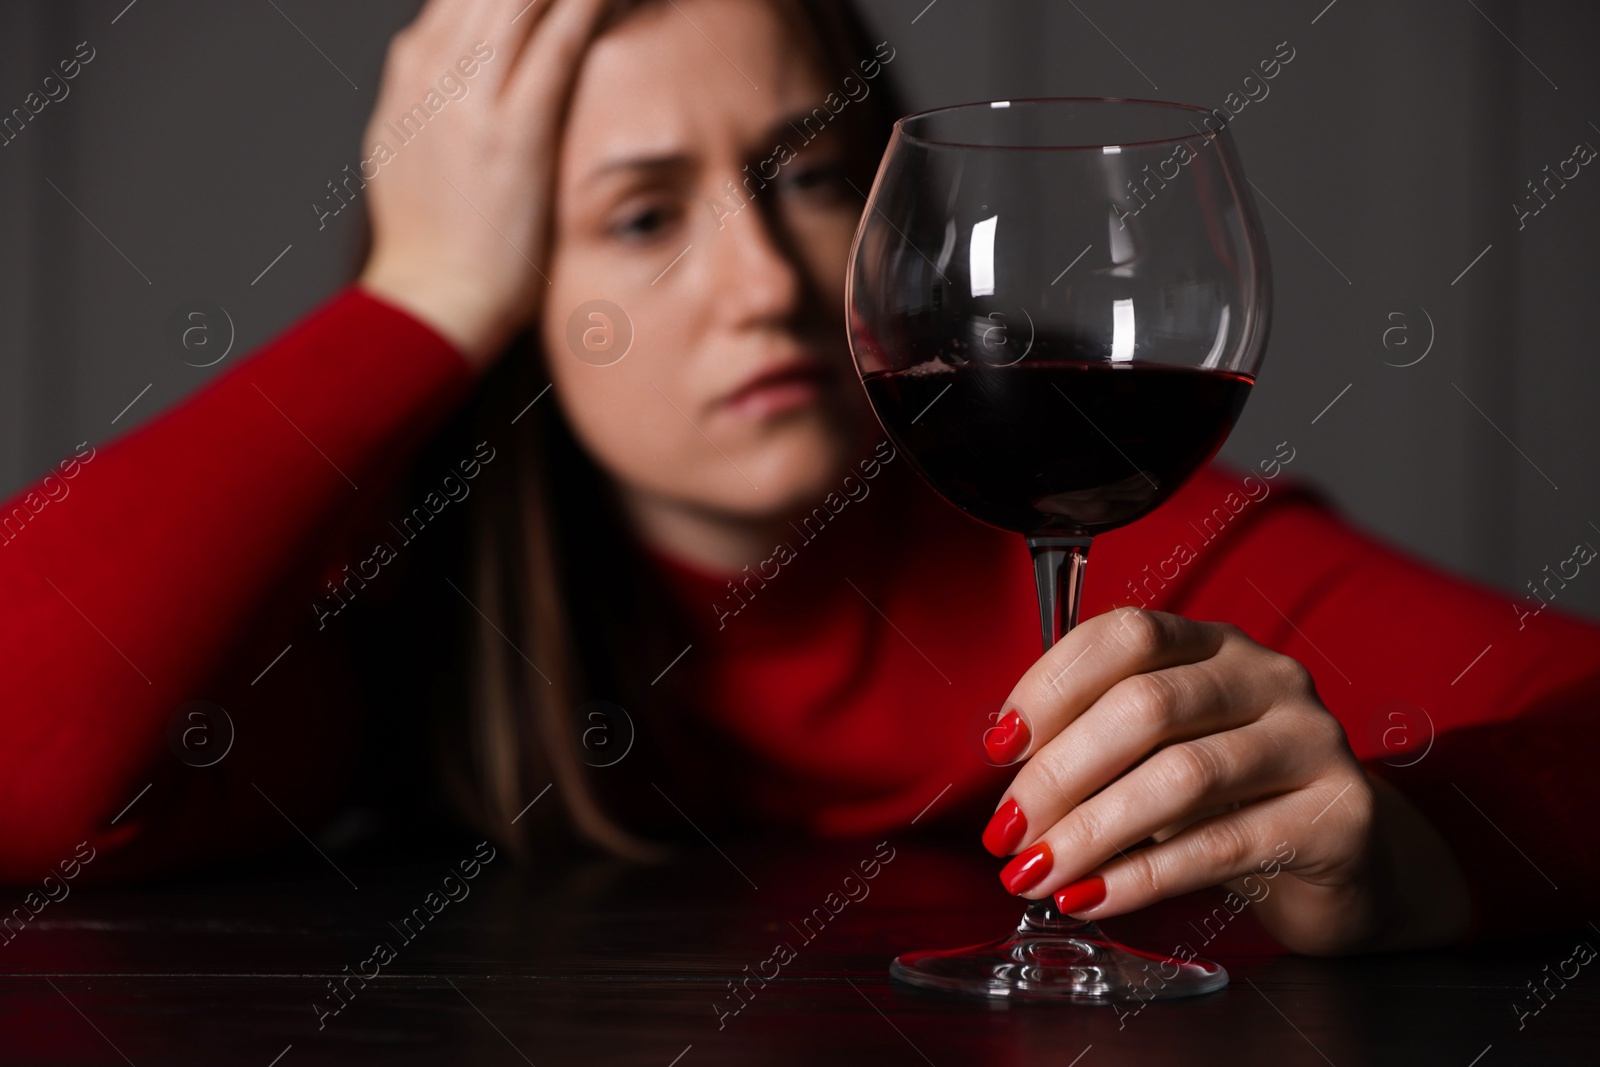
top-left (999, 841), bottom-right (1053, 895)
top-left (1053, 876), bottom-right (1107, 915)
top-left (981, 798), bottom-right (1027, 856)
top-left (985, 709), bottom-right (1031, 764)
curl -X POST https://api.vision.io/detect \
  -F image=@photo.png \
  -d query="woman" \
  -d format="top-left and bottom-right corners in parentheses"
top-left (1, 0), bottom-right (1596, 957)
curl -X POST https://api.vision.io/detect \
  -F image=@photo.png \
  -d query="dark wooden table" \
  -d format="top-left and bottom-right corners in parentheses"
top-left (0, 834), bottom-right (1593, 1065)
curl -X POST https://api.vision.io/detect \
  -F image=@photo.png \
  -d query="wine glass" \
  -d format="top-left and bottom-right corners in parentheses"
top-left (845, 97), bottom-right (1271, 1001)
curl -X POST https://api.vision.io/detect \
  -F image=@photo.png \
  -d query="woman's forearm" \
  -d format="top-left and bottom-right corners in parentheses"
top-left (0, 288), bottom-right (472, 880)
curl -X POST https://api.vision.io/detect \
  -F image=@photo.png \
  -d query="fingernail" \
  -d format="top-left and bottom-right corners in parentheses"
top-left (1053, 875), bottom-right (1107, 915)
top-left (999, 841), bottom-right (1053, 895)
top-left (984, 708), bottom-right (1031, 764)
top-left (981, 798), bottom-right (1027, 856)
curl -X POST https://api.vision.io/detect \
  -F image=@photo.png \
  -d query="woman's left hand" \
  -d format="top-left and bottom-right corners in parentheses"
top-left (981, 607), bottom-right (1473, 955)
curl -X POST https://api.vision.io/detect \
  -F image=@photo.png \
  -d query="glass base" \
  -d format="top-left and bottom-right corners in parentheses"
top-left (889, 899), bottom-right (1228, 1002)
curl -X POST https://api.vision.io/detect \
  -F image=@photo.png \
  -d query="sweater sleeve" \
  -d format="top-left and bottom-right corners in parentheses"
top-left (1166, 463), bottom-right (1600, 944)
top-left (0, 286), bottom-right (474, 883)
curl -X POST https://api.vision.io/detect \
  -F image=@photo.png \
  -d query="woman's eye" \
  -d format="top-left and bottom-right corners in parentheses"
top-left (611, 204), bottom-right (677, 242)
top-left (784, 163), bottom-right (849, 194)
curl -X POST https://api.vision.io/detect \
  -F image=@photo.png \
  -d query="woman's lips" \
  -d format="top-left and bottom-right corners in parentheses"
top-left (720, 363), bottom-right (837, 419)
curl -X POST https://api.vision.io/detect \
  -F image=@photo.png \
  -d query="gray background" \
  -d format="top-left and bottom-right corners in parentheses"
top-left (2, 0), bottom-right (1596, 617)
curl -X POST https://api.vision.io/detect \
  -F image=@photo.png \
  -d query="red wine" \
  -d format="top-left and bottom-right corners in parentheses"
top-left (863, 359), bottom-right (1252, 537)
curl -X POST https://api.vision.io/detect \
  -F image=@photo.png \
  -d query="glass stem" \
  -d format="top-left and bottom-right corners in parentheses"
top-left (1026, 537), bottom-right (1092, 652)
top-left (1026, 535), bottom-right (1096, 937)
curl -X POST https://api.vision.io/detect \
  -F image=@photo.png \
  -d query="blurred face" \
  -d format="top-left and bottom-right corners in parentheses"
top-left (541, 0), bottom-right (876, 533)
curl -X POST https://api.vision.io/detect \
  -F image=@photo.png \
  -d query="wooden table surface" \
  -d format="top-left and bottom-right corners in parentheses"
top-left (0, 834), bottom-right (1593, 1065)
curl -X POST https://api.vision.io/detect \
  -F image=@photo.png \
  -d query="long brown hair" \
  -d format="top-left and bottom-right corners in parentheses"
top-left (369, 0), bottom-right (907, 864)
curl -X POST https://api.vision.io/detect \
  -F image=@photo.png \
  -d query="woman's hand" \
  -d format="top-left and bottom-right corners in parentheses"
top-left (358, 0), bottom-right (610, 368)
top-left (981, 607), bottom-right (1474, 955)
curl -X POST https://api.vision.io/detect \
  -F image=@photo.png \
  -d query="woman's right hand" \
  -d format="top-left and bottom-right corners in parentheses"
top-left (358, 0), bottom-right (610, 369)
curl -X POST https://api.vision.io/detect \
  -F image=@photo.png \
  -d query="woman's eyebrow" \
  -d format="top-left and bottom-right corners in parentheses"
top-left (766, 110), bottom-right (848, 150)
top-left (584, 152), bottom-right (696, 184)
top-left (582, 113), bottom-right (848, 184)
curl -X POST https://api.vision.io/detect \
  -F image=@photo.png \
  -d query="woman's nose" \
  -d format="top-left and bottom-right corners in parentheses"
top-left (707, 186), bottom-right (805, 326)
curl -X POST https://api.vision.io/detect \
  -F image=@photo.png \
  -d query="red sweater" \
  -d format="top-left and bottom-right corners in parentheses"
top-left (2, 287), bottom-right (1596, 945)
